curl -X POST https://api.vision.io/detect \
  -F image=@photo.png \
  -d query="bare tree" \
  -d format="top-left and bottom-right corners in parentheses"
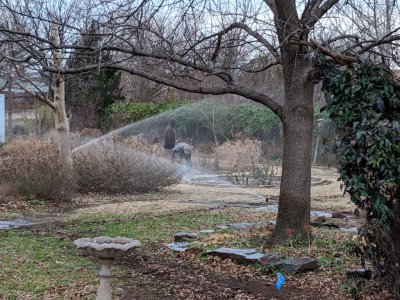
top-left (1, 0), bottom-right (399, 240)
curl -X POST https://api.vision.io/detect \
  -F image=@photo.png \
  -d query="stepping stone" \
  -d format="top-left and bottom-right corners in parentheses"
top-left (166, 242), bottom-right (201, 254)
top-left (340, 227), bottom-right (358, 233)
top-left (206, 247), bottom-right (265, 265)
top-left (345, 269), bottom-right (372, 280)
top-left (258, 253), bottom-right (283, 266)
top-left (217, 225), bottom-right (229, 230)
top-left (275, 258), bottom-right (319, 273)
top-left (166, 242), bottom-right (189, 252)
top-left (217, 223), bottom-right (254, 230)
top-left (255, 205), bottom-right (278, 212)
top-left (199, 229), bottom-right (215, 234)
top-left (311, 211), bottom-right (332, 218)
top-left (174, 232), bottom-right (199, 242)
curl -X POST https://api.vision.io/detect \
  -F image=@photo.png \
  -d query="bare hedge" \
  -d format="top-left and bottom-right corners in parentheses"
top-left (0, 138), bottom-right (73, 201)
top-left (73, 143), bottom-right (180, 194)
top-left (0, 138), bottom-right (180, 200)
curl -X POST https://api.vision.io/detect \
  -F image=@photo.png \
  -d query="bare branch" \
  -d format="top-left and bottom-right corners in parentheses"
top-left (107, 64), bottom-right (283, 119)
top-left (306, 0), bottom-right (339, 27)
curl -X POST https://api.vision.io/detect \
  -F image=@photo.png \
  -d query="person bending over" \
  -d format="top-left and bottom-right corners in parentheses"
top-left (172, 142), bottom-right (193, 168)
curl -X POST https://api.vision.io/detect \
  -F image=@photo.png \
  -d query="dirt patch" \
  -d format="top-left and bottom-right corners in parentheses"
top-left (118, 248), bottom-right (292, 300)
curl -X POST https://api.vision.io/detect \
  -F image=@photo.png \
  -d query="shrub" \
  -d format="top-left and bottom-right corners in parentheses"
top-left (104, 101), bottom-right (184, 129)
top-left (214, 139), bottom-right (263, 172)
top-left (169, 101), bottom-right (282, 146)
top-left (73, 142), bottom-right (180, 194)
top-left (0, 138), bottom-right (74, 201)
top-left (105, 100), bottom-right (283, 148)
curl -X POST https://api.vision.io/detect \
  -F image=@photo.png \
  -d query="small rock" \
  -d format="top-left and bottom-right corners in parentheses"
top-left (258, 253), bottom-right (283, 266)
top-left (275, 258), bottom-right (319, 273)
top-left (332, 212), bottom-right (346, 219)
top-left (266, 220), bottom-right (276, 225)
top-left (346, 269), bottom-right (372, 280)
top-left (174, 232), bottom-right (199, 242)
top-left (206, 248), bottom-right (264, 265)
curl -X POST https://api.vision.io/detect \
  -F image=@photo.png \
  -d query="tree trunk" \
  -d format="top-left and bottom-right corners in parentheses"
top-left (269, 55), bottom-right (314, 244)
top-left (53, 74), bottom-right (73, 172)
top-left (50, 23), bottom-right (73, 174)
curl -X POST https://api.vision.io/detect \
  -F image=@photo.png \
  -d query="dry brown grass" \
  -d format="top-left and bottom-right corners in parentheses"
top-left (73, 142), bottom-right (180, 194)
top-left (0, 137), bottom-right (73, 201)
top-left (70, 167), bottom-right (355, 219)
top-left (194, 139), bottom-right (264, 171)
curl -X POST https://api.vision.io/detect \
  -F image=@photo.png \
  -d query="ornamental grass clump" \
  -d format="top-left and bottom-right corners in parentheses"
top-left (73, 142), bottom-right (180, 194)
top-left (0, 138), bottom-right (74, 201)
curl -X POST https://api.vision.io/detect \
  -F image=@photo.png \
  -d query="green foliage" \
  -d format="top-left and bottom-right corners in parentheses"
top-left (104, 101), bottom-right (183, 129)
top-left (105, 100), bottom-right (282, 148)
top-left (315, 54), bottom-right (400, 296)
top-left (173, 101), bottom-right (281, 144)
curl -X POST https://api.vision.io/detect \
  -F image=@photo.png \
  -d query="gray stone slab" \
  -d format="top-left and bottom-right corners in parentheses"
top-left (0, 218), bottom-right (34, 229)
top-left (345, 269), bottom-right (372, 279)
top-left (258, 253), bottom-right (283, 266)
top-left (206, 247), bottom-right (265, 265)
top-left (275, 258), bottom-right (319, 273)
top-left (217, 223), bottom-right (254, 231)
top-left (310, 210), bottom-right (333, 218)
top-left (340, 227), bottom-right (358, 233)
top-left (217, 225), bottom-right (229, 230)
top-left (199, 229), bottom-right (215, 234)
top-left (166, 242), bottom-right (190, 252)
top-left (255, 205), bottom-right (278, 212)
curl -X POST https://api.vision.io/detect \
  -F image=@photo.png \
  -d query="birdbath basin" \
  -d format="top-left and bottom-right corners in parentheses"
top-left (74, 237), bottom-right (141, 300)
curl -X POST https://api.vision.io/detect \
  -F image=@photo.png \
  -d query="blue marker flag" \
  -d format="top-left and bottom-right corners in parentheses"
top-left (275, 272), bottom-right (285, 290)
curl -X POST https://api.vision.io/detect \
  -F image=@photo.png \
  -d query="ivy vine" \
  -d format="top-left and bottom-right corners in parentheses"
top-left (315, 54), bottom-right (400, 296)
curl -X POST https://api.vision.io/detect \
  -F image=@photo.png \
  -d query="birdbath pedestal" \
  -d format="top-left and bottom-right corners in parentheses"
top-left (74, 237), bottom-right (141, 300)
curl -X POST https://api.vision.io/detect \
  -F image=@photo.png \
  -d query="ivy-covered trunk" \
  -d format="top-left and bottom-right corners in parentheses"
top-left (316, 55), bottom-right (400, 297)
top-left (269, 52), bottom-right (314, 243)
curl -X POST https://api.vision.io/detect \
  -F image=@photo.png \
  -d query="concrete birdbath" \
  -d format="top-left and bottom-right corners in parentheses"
top-left (74, 236), bottom-right (141, 300)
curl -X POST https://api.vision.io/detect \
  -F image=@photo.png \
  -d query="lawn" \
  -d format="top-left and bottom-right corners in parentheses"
top-left (0, 168), bottom-right (392, 299)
